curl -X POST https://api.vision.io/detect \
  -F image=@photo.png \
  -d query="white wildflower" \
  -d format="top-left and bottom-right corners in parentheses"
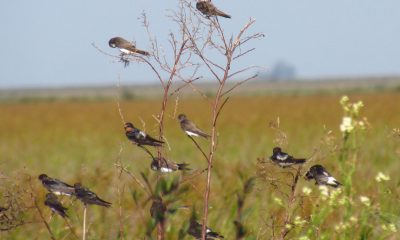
top-left (388, 223), bottom-right (397, 233)
top-left (302, 186), bottom-right (312, 196)
top-left (294, 216), bottom-right (307, 226)
top-left (359, 196), bottom-right (371, 207)
top-left (274, 197), bottom-right (283, 206)
top-left (340, 95), bottom-right (349, 106)
top-left (298, 236), bottom-right (310, 240)
top-left (349, 216), bottom-right (358, 223)
top-left (375, 172), bottom-right (390, 182)
top-left (319, 185), bottom-right (329, 200)
top-left (340, 117), bottom-right (354, 133)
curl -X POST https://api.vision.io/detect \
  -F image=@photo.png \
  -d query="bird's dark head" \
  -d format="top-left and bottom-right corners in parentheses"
top-left (178, 114), bottom-right (186, 121)
top-left (310, 164), bottom-right (325, 174)
top-left (124, 122), bottom-right (134, 130)
top-left (38, 174), bottom-right (48, 180)
top-left (108, 37), bottom-right (118, 48)
top-left (272, 147), bottom-right (282, 154)
top-left (150, 158), bottom-right (159, 170)
top-left (73, 183), bottom-right (82, 189)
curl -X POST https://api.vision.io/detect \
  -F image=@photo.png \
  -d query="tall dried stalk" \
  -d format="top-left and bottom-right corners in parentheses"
top-left (178, 2), bottom-right (263, 238)
top-left (96, 1), bottom-right (262, 238)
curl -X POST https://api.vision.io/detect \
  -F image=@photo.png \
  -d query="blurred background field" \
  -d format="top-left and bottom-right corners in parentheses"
top-left (1, 81), bottom-right (399, 239)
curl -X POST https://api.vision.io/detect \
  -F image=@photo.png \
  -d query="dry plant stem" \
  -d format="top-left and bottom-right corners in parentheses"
top-left (31, 194), bottom-right (56, 240)
top-left (198, 18), bottom-right (260, 240)
top-left (279, 166), bottom-right (302, 240)
top-left (82, 205), bottom-right (87, 240)
top-left (188, 136), bottom-right (209, 162)
top-left (156, 40), bottom-right (188, 154)
top-left (27, 176), bottom-right (56, 240)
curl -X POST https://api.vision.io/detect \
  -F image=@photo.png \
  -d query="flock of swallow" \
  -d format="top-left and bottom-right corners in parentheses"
top-left (36, 1), bottom-right (341, 239)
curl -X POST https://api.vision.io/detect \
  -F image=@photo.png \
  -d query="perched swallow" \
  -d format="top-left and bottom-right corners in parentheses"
top-left (178, 114), bottom-right (210, 139)
top-left (38, 174), bottom-right (75, 196)
top-left (124, 122), bottom-right (164, 147)
top-left (188, 217), bottom-right (224, 239)
top-left (305, 165), bottom-right (342, 188)
top-left (196, 0), bottom-right (231, 19)
top-left (150, 196), bottom-right (167, 223)
top-left (44, 193), bottom-right (68, 218)
top-left (109, 37), bottom-right (149, 56)
top-left (74, 183), bottom-right (111, 207)
top-left (151, 157), bottom-right (190, 173)
top-left (269, 147), bottom-right (306, 168)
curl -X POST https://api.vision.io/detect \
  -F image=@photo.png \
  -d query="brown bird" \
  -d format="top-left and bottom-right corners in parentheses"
top-left (109, 37), bottom-right (149, 56)
top-left (74, 183), bottom-right (111, 207)
top-left (44, 193), bottom-right (68, 218)
top-left (178, 114), bottom-right (210, 139)
top-left (124, 122), bottom-right (164, 147)
top-left (196, 0), bottom-right (231, 19)
top-left (151, 157), bottom-right (190, 173)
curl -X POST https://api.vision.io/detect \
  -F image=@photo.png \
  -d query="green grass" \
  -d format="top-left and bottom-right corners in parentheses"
top-left (0, 92), bottom-right (399, 239)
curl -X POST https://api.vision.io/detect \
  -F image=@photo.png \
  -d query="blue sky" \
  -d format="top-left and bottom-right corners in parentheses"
top-left (1, 0), bottom-right (399, 89)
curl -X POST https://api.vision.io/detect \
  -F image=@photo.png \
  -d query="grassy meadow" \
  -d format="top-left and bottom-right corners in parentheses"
top-left (0, 90), bottom-right (399, 239)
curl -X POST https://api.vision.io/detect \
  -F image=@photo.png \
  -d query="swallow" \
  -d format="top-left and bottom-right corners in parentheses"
top-left (74, 183), bottom-right (111, 207)
top-left (124, 122), bottom-right (164, 147)
top-left (44, 193), bottom-right (68, 218)
top-left (109, 37), bottom-right (149, 56)
top-left (196, 0), bottom-right (231, 19)
top-left (305, 164), bottom-right (342, 188)
top-left (38, 174), bottom-right (75, 196)
top-left (269, 147), bottom-right (306, 168)
top-left (151, 157), bottom-right (190, 173)
top-left (150, 196), bottom-right (167, 223)
top-left (178, 114), bottom-right (210, 139)
top-left (188, 217), bottom-right (224, 239)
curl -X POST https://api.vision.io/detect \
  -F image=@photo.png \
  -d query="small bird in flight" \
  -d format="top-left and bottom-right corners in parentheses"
top-left (178, 114), bottom-right (210, 139)
top-left (269, 147), bottom-right (306, 168)
top-left (74, 183), bottom-right (111, 207)
top-left (44, 193), bottom-right (68, 218)
top-left (38, 174), bottom-right (75, 196)
top-left (109, 37), bottom-right (149, 56)
top-left (196, 0), bottom-right (231, 19)
top-left (124, 122), bottom-right (164, 147)
top-left (305, 164), bottom-right (342, 188)
top-left (188, 216), bottom-right (224, 239)
top-left (151, 157), bottom-right (190, 173)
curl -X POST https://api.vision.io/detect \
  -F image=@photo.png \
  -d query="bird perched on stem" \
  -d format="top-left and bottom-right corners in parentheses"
top-left (196, 0), bottom-right (231, 19)
top-left (188, 215), bottom-right (224, 239)
top-left (74, 183), bottom-right (111, 207)
top-left (38, 174), bottom-right (75, 196)
top-left (178, 114), bottom-right (210, 139)
top-left (44, 193), bottom-right (68, 218)
top-left (269, 147), bottom-right (306, 168)
top-left (305, 164), bottom-right (342, 188)
top-left (124, 122), bottom-right (164, 147)
top-left (109, 37), bottom-right (149, 56)
top-left (151, 157), bottom-right (190, 173)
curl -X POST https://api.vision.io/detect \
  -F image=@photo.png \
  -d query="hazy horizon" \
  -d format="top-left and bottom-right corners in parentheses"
top-left (1, 0), bottom-right (400, 89)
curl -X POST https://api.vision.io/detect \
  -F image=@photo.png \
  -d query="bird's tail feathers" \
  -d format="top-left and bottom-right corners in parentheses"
top-left (177, 163), bottom-right (191, 171)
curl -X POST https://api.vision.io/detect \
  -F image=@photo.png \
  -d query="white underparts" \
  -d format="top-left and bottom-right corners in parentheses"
top-left (185, 131), bottom-right (199, 137)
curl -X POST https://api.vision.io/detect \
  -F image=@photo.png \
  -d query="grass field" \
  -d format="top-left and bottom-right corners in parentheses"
top-left (1, 90), bottom-right (399, 239)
